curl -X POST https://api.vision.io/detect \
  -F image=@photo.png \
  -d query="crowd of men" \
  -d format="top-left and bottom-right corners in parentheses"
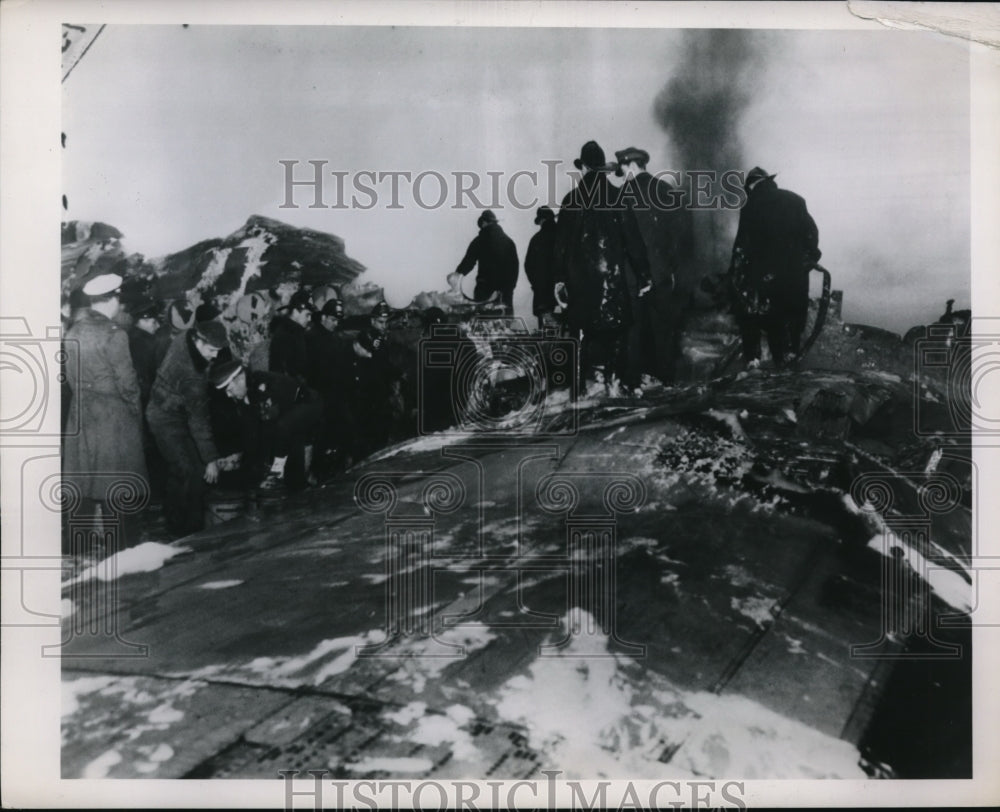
top-left (62, 280), bottom-right (419, 543)
top-left (61, 138), bottom-right (821, 546)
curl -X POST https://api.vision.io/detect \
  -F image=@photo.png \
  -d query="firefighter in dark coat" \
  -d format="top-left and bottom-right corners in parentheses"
top-left (268, 289), bottom-right (313, 384)
top-left (146, 319), bottom-right (228, 537)
top-left (63, 273), bottom-right (148, 551)
top-left (452, 210), bottom-right (519, 312)
top-left (306, 297), bottom-right (353, 476)
top-left (616, 147), bottom-right (683, 386)
top-left (524, 206), bottom-right (559, 326)
top-left (345, 326), bottom-right (394, 459)
top-left (127, 298), bottom-right (166, 496)
top-left (210, 359), bottom-right (323, 491)
top-left (728, 167), bottom-right (822, 368)
top-left (553, 140), bottom-right (651, 393)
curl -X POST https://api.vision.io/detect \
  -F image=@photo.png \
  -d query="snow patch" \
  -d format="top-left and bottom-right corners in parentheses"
top-left (866, 534), bottom-right (971, 614)
top-left (344, 757), bottom-right (432, 773)
top-left (82, 749), bottom-right (122, 778)
top-left (731, 595), bottom-right (776, 628)
top-left (195, 246), bottom-right (233, 292)
top-left (63, 675), bottom-right (117, 717)
top-left (385, 701), bottom-right (427, 726)
top-left (198, 579), bottom-right (243, 590)
top-left (232, 231), bottom-right (277, 306)
top-left (66, 541), bottom-right (190, 585)
top-left (408, 710), bottom-right (478, 760)
top-left (492, 609), bottom-right (865, 779)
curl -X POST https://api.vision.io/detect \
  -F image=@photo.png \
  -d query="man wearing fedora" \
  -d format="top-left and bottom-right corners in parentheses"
top-left (451, 209), bottom-right (519, 312)
top-left (728, 167), bottom-right (821, 369)
top-left (209, 359), bottom-right (323, 492)
top-left (616, 146), bottom-right (685, 386)
top-left (63, 272), bottom-right (148, 551)
top-left (553, 140), bottom-right (651, 394)
top-left (524, 205), bottom-right (559, 328)
top-left (146, 316), bottom-right (229, 536)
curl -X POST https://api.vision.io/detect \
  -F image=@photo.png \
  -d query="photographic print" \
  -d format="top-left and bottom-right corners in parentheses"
top-left (2, 1), bottom-right (999, 808)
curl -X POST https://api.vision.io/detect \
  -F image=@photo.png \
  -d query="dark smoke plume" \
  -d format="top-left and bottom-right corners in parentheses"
top-left (654, 30), bottom-right (766, 277)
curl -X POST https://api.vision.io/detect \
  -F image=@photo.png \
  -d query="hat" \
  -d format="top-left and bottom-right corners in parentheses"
top-left (744, 166), bottom-right (776, 191)
top-left (131, 298), bottom-right (160, 320)
top-left (208, 358), bottom-right (244, 389)
top-left (476, 209), bottom-right (499, 228)
top-left (193, 319), bottom-right (229, 349)
top-left (81, 273), bottom-right (123, 297)
top-left (168, 301), bottom-right (195, 330)
top-left (534, 206), bottom-right (555, 226)
top-left (321, 298), bottom-right (344, 318)
top-left (195, 302), bottom-right (221, 323)
top-left (423, 306), bottom-right (446, 327)
top-left (358, 326), bottom-right (385, 355)
top-left (370, 300), bottom-right (391, 319)
top-left (284, 290), bottom-right (315, 312)
top-left (614, 147), bottom-right (650, 168)
top-left (573, 140), bottom-right (613, 172)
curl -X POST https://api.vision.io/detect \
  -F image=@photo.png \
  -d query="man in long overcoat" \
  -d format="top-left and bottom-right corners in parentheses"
top-left (728, 167), bottom-right (821, 368)
top-left (553, 140), bottom-right (651, 392)
top-left (63, 273), bottom-right (148, 550)
top-left (452, 210), bottom-right (519, 312)
top-left (146, 319), bottom-right (228, 536)
top-left (524, 206), bottom-right (559, 326)
top-left (616, 147), bottom-right (684, 385)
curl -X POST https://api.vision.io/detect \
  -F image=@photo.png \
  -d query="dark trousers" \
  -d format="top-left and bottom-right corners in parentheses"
top-left (149, 420), bottom-right (208, 537)
top-left (739, 306), bottom-right (807, 368)
top-left (260, 400), bottom-right (323, 490)
top-left (580, 326), bottom-right (628, 387)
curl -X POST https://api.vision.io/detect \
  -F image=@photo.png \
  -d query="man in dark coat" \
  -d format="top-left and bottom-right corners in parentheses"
top-left (127, 298), bottom-right (166, 496)
top-left (268, 289), bottom-right (313, 383)
top-left (452, 210), bottom-right (519, 312)
top-left (728, 167), bottom-right (821, 368)
top-left (345, 326), bottom-right (394, 459)
top-left (211, 359), bottom-right (323, 491)
top-left (63, 273), bottom-right (148, 551)
top-left (146, 319), bottom-right (228, 537)
top-left (524, 206), bottom-right (559, 327)
top-left (128, 299), bottom-right (162, 408)
top-left (553, 140), bottom-right (651, 393)
top-left (306, 297), bottom-right (354, 476)
top-left (616, 147), bottom-right (684, 386)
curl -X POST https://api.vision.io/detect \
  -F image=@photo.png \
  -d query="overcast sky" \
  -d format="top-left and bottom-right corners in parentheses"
top-left (63, 25), bottom-right (970, 333)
